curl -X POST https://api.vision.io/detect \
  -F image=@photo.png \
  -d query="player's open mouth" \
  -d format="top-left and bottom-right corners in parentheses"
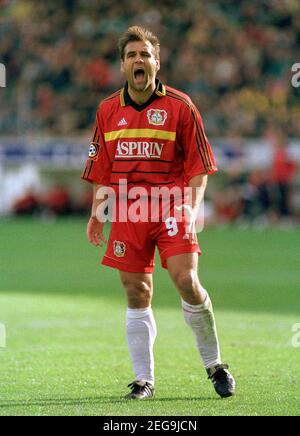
top-left (134, 68), bottom-right (145, 81)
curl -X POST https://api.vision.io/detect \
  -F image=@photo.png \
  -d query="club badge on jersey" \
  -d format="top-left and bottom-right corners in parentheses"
top-left (113, 241), bottom-right (126, 257)
top-left (147, 109), bottom-right (167, 126)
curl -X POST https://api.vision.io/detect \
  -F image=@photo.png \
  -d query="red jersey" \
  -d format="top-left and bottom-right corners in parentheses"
top-left (82, 80), bottom-right (217, 191)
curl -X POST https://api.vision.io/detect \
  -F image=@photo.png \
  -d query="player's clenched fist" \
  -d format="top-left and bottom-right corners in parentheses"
top-left (86, 216), bottom-right (107, 247)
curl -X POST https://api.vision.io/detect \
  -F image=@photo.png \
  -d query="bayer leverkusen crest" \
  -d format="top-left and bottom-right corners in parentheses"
top-left (147, 109), bottom-right (167, 126)
top-left (113, 241), bottom-right (126, 257)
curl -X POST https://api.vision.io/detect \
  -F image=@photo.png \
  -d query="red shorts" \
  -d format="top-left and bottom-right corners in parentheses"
top-left (102, 198), bottom-right (201, 273)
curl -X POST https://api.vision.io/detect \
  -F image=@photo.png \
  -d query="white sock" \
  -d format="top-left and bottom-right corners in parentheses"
top-left (126, 307), bottom-right (157, 384)
top-left (182, 295), bottom-right (221, 369)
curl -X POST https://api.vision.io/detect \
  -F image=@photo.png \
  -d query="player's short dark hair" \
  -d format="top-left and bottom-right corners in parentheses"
top-left (118, 26), bottom-right (160, 60)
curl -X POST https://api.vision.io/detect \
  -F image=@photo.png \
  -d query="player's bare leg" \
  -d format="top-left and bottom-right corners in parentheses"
top-left (166, 252), bottom-right (206, 304)
top-left (120, 271), bottom-right (153, 308)
top-left (119, 271), bottom-right (156, 399)
top-left (167, 253), bottom-right (235, 397)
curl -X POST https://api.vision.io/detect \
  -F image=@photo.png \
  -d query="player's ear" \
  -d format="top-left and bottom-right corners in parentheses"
top-left (120, 61), bottom-right (124, 73)
top-left (155, 58), bottom-right (160, 73)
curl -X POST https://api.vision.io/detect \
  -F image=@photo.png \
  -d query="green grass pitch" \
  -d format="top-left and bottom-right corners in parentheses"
top-left (0, 219), bottom-right (299, 416)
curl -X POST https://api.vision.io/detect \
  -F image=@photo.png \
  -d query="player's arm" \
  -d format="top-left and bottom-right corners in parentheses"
top-left (180, 101), bottom-right (216, 241)
top-left (181, 174), bottom-right (207, 242)
top-left (83, 105), bottom-right (112, 247)
top-left (188, 174), bottom-right (208, 212)
top-left (86, 183), bottom-right (108, 247)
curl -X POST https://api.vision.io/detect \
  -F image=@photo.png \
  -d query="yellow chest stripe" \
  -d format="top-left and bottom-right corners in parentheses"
top-left (105, 129), bottom-right (176, 142)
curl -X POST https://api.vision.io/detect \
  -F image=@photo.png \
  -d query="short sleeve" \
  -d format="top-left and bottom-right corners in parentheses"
top-left (180, 102), bottom-right (218, 183)
top-left (81, 106), bottom-right (112, 186)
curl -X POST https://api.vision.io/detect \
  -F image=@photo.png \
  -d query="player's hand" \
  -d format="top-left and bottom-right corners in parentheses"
top-left (175, 205), bottom-right (197, 244)
top-left (86, 216), bottom-right (107, 247)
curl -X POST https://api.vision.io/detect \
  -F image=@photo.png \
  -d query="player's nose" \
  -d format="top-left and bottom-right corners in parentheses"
top-left (135, 55), bottom-right (145, 63)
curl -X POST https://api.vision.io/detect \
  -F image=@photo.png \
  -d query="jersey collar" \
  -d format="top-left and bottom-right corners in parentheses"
top-left (120, 79), bottom-right (166, 111)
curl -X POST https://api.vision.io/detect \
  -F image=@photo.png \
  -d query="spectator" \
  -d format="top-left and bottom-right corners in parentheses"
top-left (12, 191), bottom-right (39, 216)
top-left (41, 186), bottom-right (72, 216)
top-left (270, 134), bottom-right (298, 218)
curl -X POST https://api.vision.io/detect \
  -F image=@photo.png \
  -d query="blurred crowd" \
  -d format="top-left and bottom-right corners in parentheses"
top-left (12, 184), bottom-right (92, 218)
top-left (1, 0), bottom-right (300, 137)
top-left (212, 134), bottom-right (299, 226)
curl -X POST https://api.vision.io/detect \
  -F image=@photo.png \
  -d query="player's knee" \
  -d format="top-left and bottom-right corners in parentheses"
top-left (123, 280), bottom-right (152, 306)
top-left (175, 269), bottom-right (198, 293)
